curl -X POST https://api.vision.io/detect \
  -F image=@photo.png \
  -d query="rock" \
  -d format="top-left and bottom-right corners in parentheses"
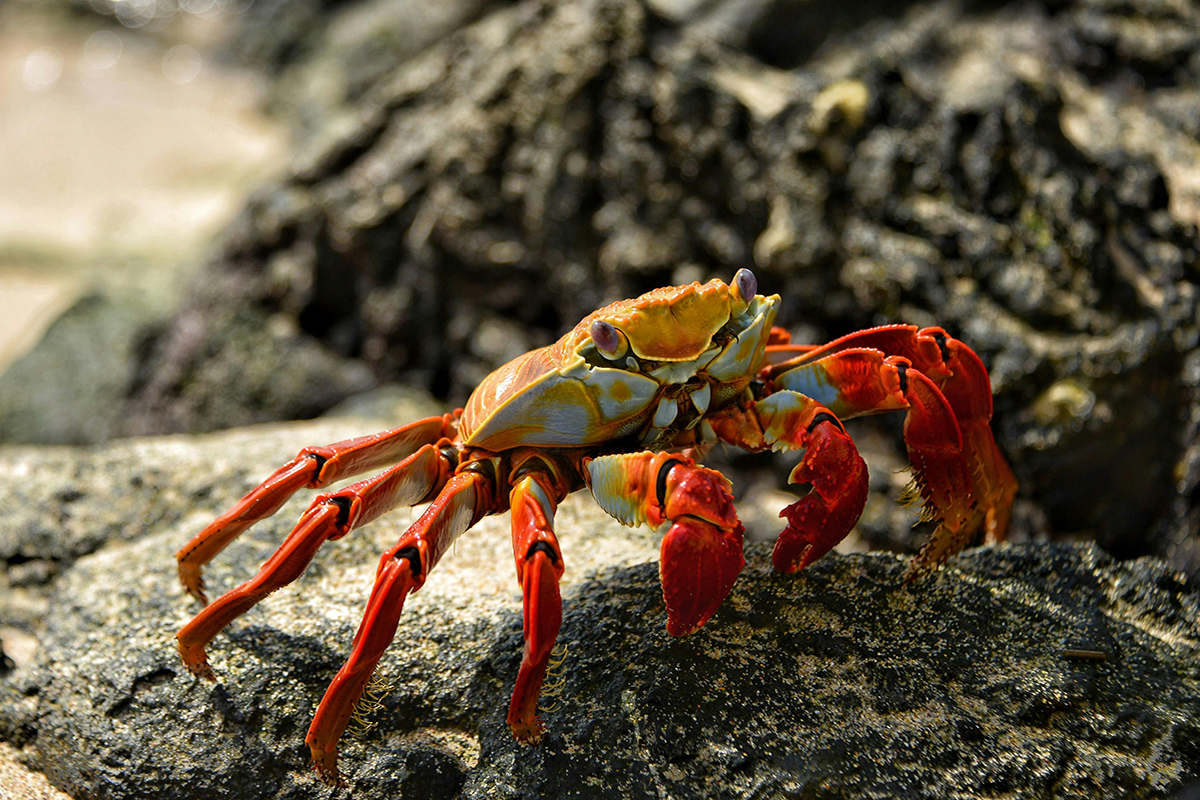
top-left (1, 418), bottom-right (1198, 798)
top-left (0, 292), bottom-right (153, 446)
top-left (0, 742), bottom-right (72, 800)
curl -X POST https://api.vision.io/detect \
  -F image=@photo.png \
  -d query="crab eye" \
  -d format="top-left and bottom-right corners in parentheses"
top-left (589, 319), bottom-right (629, 359)
top-left (732, 268), bottom-right (757, 303)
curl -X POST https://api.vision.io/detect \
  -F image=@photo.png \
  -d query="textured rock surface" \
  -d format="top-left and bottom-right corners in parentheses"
top-left (0, 418), bottom-right (1198, 799)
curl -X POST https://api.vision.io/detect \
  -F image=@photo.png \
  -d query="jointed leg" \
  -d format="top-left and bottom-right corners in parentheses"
top-left (767, 344), bottom-right (1002, 576)
top-left (765, 325), bottom-right (1016, 545)
top-left (177, 443), bottom-right (456, 680)
top-left (921, 334), bottom-right (1017, 544)
top-left (708, 392), bottom-right (869, 573)
top-left (177, 413), bottom-right (458, 602)
top-left (586, 451), bottom-right (744, 636)
top-left (306, 467), bottom-right (496, 785)
top-left (505, 455), bottom-right (573, 742)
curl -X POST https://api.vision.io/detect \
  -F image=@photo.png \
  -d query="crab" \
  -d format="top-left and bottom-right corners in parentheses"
top-left (176, 269), bottom-right (1016, 785)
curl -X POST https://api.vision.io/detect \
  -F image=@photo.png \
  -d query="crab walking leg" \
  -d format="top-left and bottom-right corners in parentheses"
top-left (505, 459), bottom-right (571, 742)
top-left (586, 452), bottom-right (744, 636)
top-left (177, 443), bottom-right (456, 680)
top-left (708, 391), bottom-right (869, 574)
top-left (918, 332), bottom-right (1017, 544)
top-left (306, 469), bottom-right (494, 786)
top-left (177, 413), bottom-right (458, 603)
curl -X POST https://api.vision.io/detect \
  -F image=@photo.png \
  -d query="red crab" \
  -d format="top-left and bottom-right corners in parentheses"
top-left (176, 269), bottom-right (1016, 784)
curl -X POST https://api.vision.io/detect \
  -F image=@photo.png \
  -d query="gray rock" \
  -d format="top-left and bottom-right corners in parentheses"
top-left (1, 418), bottom-right (1198, 798)
top-left (0, 292), bottom-right (157, 446)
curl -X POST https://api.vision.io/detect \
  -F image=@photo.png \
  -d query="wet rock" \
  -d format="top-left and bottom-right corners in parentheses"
top-left (0, 420), bottom-right (1198, 798)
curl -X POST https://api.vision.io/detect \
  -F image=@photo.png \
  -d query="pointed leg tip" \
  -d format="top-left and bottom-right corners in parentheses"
top-left (510, 719), bottom-right (546, 744)
top-left (189, 661), bottom-right (216, 682)
top-left (666, 617), bottom-right (704, 637)
top-left (903, 552), bottom-right (944, 583)
top-left (185, 662), bottom-right (216, 682)
top-left (178, 567), bottom-right (209, 606)
top-left (311, 749), bottom-right (345, 788)
top-left (177, 641), bottom-right (216, 681)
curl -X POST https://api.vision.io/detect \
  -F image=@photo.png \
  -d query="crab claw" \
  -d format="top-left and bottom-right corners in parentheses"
top-left (586, 452), bottom-right (745, 636)
top-left (656, 462), bottom-right (745, 636)
top-left (773, 414), bottom-right (869, 573)
top-left (660, 517), bottom-right (745, 636)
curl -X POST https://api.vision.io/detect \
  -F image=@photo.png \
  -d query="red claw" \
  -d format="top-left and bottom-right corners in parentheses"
top-left (655, 460), bottom-right (745, 636)
top-left (773, 418), bottom-right (869, 573)
top-left (660, 518), bottom-right (745, 636)
top-left (586, 452), bottom-right (747, 636)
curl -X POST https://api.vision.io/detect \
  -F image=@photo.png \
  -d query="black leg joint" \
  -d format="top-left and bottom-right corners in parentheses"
top-left (305, 452), bottom-right (329, 483)
top-left (328, 496), bottom-right (353, 528)
top-left (393, 546), bottom-right (424, 579)
top-left (438, 445), bottom-right (461, 469)
top-left (932, 331), bottom-right (951, 364)
top-left (525, 540), bottom-right (560, 567)
top-left (807, 412), bottom-right (845, 434)
top-left (896, 361), bottom-right (909, 395)
top-left (655, 457), bottom-right (686, 511)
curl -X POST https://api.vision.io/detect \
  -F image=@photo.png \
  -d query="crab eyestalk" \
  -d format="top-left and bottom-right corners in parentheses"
top-left (730, 268), bottom-right (757, 314)
top-left (589, 319), bottom-right (630, 360)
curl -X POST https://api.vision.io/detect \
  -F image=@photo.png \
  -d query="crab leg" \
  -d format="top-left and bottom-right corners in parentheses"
top-left (505, 456), bottom-right (572, 742)
top-left (177, 443), bottom-right (456, 681)
top-left (708, 392), bottom-right (869, 574)
top-left (917, 331), bottom-right (1017, 544)
top-left (766, 325), bottom-right (1016, 543)
top-left (177, 413), bottom-right (458, 603)
top-left (586, 451), bottom-right (744, 636)
top-left (768, 347), bottom-right (997, 576)
top-left (306, 467), bottom-right (495, 786)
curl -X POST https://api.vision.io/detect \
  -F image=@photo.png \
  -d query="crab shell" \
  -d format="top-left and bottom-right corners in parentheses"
top-left (459, 277), bottom-right (781, 451)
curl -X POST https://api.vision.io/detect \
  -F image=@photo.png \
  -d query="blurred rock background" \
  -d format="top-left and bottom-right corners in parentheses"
top-left (3, 0), bottom-right (1197, 567)
top-left (0, 0), bottom-right (1197, 796)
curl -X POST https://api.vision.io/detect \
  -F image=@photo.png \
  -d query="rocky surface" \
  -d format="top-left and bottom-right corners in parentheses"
top-left (0, 418), bottom-right (1198, 799)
